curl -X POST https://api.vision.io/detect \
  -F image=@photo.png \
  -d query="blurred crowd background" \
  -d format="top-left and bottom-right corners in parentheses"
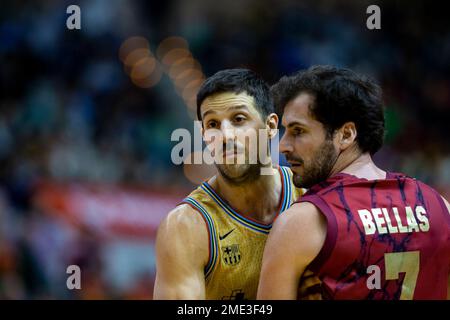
top-left (0, 0), bottom-right (449, 299)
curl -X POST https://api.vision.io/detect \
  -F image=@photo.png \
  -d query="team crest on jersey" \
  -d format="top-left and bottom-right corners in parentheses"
top-left (222, 244), bottom-right (241, 266)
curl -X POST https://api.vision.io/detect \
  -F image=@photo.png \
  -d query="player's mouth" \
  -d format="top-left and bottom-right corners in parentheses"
top-left (222, 147), bottom-right (244, 157)
top-left (224, 150), bottom-right (238, 157)
top-left (287, 161), bottom-right (303, 170)
top-left (220, 150), bottom-right (246, 164)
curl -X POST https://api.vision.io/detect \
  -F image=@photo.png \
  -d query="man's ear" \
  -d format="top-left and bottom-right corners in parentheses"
top-left (336, 122), bottom-right (357, 151)
top-left (266, 113), bottom-right (279, 139)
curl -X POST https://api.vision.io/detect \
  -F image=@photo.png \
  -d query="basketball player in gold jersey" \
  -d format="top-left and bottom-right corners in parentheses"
top-left (153, 69), bottom-right (304, 300)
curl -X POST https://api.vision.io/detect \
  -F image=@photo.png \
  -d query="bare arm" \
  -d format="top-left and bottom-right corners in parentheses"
top-left (444, 196), bottom-right (450, 216)
top-left (443, 196), bottom-right (450, 300)
top-left (153, 204), bottom-right (209, 299)
top-left (257, 202), bottom-right (327, 299)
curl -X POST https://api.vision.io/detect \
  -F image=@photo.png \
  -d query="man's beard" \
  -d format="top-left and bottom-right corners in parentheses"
top-left (216, 162), bottom-right (262, 186)
top-left (288, 139), bottom-right (338, 189)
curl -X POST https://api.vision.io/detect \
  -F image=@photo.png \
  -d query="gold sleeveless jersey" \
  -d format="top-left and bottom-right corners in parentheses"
top-left (181, 166), bottom-right (303, 300)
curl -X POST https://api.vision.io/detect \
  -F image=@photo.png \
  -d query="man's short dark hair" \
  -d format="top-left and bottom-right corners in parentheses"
top-left (196, 68), bottom-right (274, 121)
top-left (271, 65), bottom-right (385, 155)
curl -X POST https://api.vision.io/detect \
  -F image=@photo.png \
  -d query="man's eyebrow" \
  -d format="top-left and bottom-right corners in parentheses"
top-left (284, 121), bottom-right (308, 128)
top-left (202, 105), bottom-right (249, 119)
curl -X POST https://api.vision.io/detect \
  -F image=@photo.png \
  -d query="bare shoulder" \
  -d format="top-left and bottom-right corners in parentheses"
top-left (156, 203), bottom-right (209, 263)
top-left (158, 203), bottom-right (208, 235)
top-left (274, 202), bottom-right (325, 234)
top-left (271, 202), bottom-right (327, 258)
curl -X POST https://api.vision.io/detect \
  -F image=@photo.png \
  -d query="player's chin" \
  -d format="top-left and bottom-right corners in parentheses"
top-left (218, 163), bottom-right (250, 175)
top-left (217, 163), bottom-right (258, 181)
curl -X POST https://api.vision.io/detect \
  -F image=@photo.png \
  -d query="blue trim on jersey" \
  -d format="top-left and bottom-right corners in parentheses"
top-left (199, 167), bottom-right (291, 234)
top-left (280, 166), bottom-right (291, 212)
top-left (201, 182), bottom-right (272, 232)
top-left (182, 197), bottom-right (218, 278)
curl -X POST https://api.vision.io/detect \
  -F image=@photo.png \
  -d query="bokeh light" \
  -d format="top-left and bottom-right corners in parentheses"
top-left (119, 36), bottom-right (150, 62)
top-left (156, 36), bottom-right (189, 61)
top-left (161, 48), bottom-right (192, 66)
top-left (120, 36), bottom-right (163, 88)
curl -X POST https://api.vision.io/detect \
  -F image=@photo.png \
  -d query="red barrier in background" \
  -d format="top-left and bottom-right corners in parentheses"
top-left (32, 182), bottom-right (183, 239)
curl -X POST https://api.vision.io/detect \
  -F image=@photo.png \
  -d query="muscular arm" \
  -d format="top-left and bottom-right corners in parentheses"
top-left (153, 204), bottom-right (209, 299)
top-left (257, 202), bottom-right (327, 299)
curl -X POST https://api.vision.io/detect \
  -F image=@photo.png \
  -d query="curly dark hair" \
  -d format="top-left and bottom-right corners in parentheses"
top-left (271, 65), bottom-right (385, 155)
top-left (196, 68), bottom-right (274, 122)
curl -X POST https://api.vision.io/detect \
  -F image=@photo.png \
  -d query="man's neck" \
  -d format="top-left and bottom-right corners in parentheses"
top-left (209, 166), bottom-right (282, 224)
top-left (331, 146), bottom-right (386, 180)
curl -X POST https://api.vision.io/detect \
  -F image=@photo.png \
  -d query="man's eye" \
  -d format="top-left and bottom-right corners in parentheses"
top-left (207, 121), bottom-right (218, 128)
top-left (293, 128), bottom-right (304, 136)
top-left (234, 115), bottom-right (246, 123)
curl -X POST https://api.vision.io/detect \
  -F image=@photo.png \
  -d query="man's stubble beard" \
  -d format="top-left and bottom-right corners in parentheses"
top-left (292, 139), bottom-right (338, 189)
top-left (216, 131), bottom-right (271, 186)
top-left (216, 162), bottom-right (263, 186)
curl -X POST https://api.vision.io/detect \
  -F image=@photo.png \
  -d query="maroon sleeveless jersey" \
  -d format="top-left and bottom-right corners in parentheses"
top-left (298, 172), bottom-right (450, 300)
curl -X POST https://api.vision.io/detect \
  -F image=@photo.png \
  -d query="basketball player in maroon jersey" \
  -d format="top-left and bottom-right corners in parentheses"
top-left (257, 65), bottom-right (450, 300)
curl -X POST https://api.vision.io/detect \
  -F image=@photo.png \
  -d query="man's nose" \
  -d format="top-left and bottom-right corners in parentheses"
top-left (279, 132), bottom-right (293, 154)
top-left (221, 121), bottom-right (236, 143)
